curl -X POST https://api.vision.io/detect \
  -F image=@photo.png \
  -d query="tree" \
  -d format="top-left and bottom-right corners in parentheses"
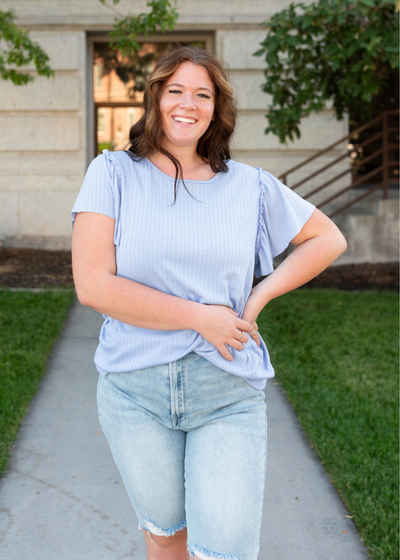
top-left (0, 0), bottom-right (179, 86)
top-left (99, 0), bottom-right (179, 57)
top-left (96, 0), bottom-right (179, 100)
top-left (253, 0), bottom-right (399, 144)
top-left (0, 9), bottom-right (54, 85)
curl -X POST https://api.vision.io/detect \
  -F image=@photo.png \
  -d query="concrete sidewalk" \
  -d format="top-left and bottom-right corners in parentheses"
top-left (0, 297), bottom-right (370, 559)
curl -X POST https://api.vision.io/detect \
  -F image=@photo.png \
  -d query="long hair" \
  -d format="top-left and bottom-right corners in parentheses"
top-left (124, 43), bottom-right (238, 203)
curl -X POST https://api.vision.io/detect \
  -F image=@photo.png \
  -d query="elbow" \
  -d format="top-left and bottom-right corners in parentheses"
top-left (338, 233), bottom-right (348, 255)
top-left (73, 278), bottom-right (97, 308)
top-left (75, 286), bottom-right (93, 308)
top-left (329, 221), bottom-right (347, 256)
top-left (330, 233), bottom-right (347, 262)
top-left (74, 272), bottom-right (113, 310)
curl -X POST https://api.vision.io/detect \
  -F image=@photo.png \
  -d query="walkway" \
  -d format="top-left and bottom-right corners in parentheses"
top-left (0, 298), bottom-right (370, 559)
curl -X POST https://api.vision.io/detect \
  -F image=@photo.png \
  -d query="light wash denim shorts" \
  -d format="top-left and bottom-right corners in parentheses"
top-left (97, 350), bottom-right (268, 560)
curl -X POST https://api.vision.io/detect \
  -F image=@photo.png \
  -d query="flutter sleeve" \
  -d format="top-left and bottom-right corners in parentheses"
top-left (70, 149), bottom-right (122, 248)
top-left (254, 167), bottom-right (316, 278)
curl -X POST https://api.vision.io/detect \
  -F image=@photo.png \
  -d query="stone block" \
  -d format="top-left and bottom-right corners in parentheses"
top-left (0, 152), bottom-right (86, 175)
top-left (222, 30), bottom-right (272, 70)
top-left (19, 190), bottom-right (79, 236)
top-left (0, 173), bottom-right (84, 192)
top-left (336, 209), bottom-right (400, 264)
top-left (231, 110), bottom-right (348, 151)
top-left (0, 1), bottom-right (284, 26)
top-left (0, 29), bottom-right (83, 71)
top-left (1, 72), bottom-right (81, 111)
top-left (0, 114), bottom-right (80, 151)
top-left (0, 192), bottom-right (18, 237)
top-left (379, 198), bottom-right (400, 220)
top-left (229, 71), bottom-right (272, 110)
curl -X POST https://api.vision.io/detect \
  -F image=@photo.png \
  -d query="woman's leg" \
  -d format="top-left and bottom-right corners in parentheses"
top-left (96, 353), bottom-right (268, 560)
top-left (185, 399), bottom-right (267, 560)
top-left (96, 369), bottom-right (188, 559)
top-left (179, 353), bottom-right (268, 560)
top-left (143, 526), bottom-right (188, 560)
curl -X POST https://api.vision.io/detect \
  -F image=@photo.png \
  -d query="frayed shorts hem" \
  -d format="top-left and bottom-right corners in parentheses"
top-left (138, 518), bottom-right (187, 541)
top-left (137, 519), bottom-right (239, 559)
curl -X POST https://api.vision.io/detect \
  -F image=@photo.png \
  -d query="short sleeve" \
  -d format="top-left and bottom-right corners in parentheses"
top-left (70, 149), bottom-right (122, 247)
top-left (254, 168), bottom-right (316, 278)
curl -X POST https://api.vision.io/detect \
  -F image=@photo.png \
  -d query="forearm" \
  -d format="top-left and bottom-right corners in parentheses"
top-left (251, 234), bottom-right (347, 315)
top-left (80, 273), bottom-right (204, 332)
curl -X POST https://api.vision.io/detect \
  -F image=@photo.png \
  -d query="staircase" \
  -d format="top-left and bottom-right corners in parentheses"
top-left (277, 110), bottom-right (399, 265)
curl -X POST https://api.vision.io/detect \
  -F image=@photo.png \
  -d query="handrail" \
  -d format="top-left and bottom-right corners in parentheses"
top-left (278, 109), bottom-right (399, 259)
top-left (318, 166), bottom-right (384, 210)
top-left (307, 151), bottom-right (385, 200)
top-left (279, 110), bottom-right (396, 182)
top-left (288, 130), bottom-right (384, 191)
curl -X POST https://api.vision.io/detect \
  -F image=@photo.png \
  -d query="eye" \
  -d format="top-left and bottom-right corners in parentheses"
top-left (167, 89), bottom-right (211, 99)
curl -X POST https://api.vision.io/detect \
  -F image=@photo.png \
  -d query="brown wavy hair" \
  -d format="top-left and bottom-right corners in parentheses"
top-left (124, 42), bottom-right (238, 203)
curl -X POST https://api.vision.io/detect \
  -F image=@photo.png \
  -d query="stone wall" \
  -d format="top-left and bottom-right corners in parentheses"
top-left (0, 0), bottom-right (349, 250)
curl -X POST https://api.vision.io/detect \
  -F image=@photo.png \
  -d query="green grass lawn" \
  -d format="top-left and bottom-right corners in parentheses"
top-left (0, 288), bottom-right (76, 478)
top-left (0, 286), bottom-right (397, 559)
top-left (259, 288), bottom-right (399, 560)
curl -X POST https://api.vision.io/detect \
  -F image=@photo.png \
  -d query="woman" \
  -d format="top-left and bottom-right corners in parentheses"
top-left (71, 43), bottom-right (347, 560)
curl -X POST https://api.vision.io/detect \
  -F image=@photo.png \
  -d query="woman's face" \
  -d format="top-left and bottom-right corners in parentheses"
top-left (158, 61), bottom-right (215, 151)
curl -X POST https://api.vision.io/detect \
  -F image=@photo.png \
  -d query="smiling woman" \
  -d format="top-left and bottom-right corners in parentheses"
top-left (147, 61), bottom-right (217, 180)
top-left (70, 42), bottom-right (347, 560)
top-left (123, 43), bottom-right (238, 201)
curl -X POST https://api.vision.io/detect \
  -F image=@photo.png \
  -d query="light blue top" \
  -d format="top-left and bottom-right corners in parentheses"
top-left (71, 149), bottom-right (316, 390)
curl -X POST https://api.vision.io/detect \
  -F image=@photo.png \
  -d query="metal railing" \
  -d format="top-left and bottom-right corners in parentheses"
top-left (279, 109), bottom-right (399, 219)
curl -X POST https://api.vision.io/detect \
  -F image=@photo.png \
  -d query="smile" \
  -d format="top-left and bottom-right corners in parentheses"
top-left (172, 116), bottom-right (197, 125)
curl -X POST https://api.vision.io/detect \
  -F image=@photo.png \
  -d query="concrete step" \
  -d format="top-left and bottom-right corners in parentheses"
top-left (336, 199), bottom-right (399, 264)
top-left (324, 187), bottom-right (398, 233)
top-left (275, 189), bottom-right (399, 266)
top-left (328, 204), bottom-right (377, 234)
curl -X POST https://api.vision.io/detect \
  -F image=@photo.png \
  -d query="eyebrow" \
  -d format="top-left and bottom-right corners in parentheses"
top-left (166, 82), bottom-right (214, 95)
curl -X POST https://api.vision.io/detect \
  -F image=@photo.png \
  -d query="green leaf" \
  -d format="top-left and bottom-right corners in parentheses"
top-left (253, 48), bottom-right (266, 57)
top-left (254, 0), bottom-right (399, 145)
top-left (103, 0), bottom-right (179, 55)
top-left (0, 8), bottom-right (54, 84)
top-left (301, 16), bottom-right (313, 30)
top-left (361, 90), bottom-right (373, 102)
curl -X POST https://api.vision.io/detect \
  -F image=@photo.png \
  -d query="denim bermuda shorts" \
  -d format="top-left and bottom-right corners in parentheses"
top-left (96, 350), bottom-right (268, 560)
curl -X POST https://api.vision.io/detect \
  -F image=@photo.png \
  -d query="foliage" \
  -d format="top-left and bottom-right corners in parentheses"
top-left (98, 141), bottom-right (116, 154)
top-left (94, 41), bottom-right (163, 100)
top-left (95, 0), bottom-right (179, 100)
top-left (253, 0), bottom-right (399, 144)
top-left (0, 289), bottom-right (76, 478)
top-left (0, 1), bottom-right (179, 87)
top-left (0, 9), bottom-right (54, 85)
top-left (99, 0), bottom-right (179, 56)
top-left (260, 288), bottom-right (399, 559)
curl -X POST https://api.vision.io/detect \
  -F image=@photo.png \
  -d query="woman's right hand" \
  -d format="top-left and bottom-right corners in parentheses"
top-left (195, 304), bottom-right (257, 362)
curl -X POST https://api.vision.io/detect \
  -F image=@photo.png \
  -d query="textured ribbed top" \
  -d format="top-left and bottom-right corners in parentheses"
top-left (70, 149), bottom-right (316, 390)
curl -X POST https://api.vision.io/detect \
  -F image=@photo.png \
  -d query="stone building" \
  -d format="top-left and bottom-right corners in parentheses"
top-left (0, 0), bottom-right (398, 263)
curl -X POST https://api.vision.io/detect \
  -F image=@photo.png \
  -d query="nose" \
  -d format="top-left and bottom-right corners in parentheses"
top-left (179, 93), bottom-right (197, 110)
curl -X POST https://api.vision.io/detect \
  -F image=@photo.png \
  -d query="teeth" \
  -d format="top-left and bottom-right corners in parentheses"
top-left (173, 117), bottom-right (196, 123)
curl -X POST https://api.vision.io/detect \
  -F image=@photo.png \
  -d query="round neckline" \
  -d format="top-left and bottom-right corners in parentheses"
top-left (144, 156), bottom-right (223, 184)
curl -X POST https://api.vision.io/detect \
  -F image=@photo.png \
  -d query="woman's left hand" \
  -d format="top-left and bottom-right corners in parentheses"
top-left (241, 288), bottom-right (261, 347)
